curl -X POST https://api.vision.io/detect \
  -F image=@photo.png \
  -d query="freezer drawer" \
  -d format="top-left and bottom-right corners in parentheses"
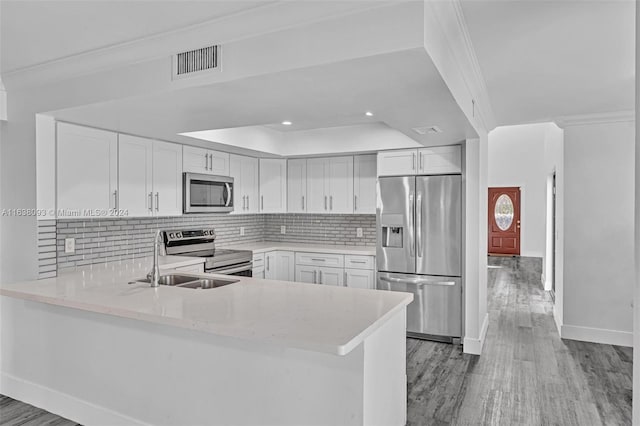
top-left (377, 272), bottom-right (461, 339)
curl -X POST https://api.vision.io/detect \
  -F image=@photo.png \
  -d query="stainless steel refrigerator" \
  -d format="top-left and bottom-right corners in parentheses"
top-left (376, 174), bottom-right (462, 341)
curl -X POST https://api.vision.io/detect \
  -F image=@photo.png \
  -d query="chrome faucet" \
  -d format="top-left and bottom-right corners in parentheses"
top-left (148, 230), bottom-right (163, 287)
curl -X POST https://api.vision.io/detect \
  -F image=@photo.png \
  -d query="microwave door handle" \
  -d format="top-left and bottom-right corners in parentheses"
top-left (225, 183), bottom-right (232, 207)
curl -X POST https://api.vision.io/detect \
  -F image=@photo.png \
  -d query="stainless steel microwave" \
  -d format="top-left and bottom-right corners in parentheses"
top-left (183, 173), bottom-right (233, 213)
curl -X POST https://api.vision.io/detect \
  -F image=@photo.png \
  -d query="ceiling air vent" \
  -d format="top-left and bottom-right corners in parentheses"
top-left (412, 125), bottom-right (443, 135)
top-left (173, 45), bottom-right (220, 79)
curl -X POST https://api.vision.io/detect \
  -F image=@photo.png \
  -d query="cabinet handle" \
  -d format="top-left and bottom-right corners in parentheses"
top-left (301, 196), bottom-right (304, 210)
top-left (419, 152), bottom-right (423, 170)
top-left (311, 258), bottom-right (326, 262)
top-left (330, 195), bottom-right (333, 211)
top-left (354, 195), bottom-right (357, 212)
top-left (113, 190), bottom-right (118, 210)
top-left (205, 153), bottom-right (209, 170)
top-left (261, 196), bottom-right (264, 211)
top-left (155, 192), bottom-right (159, 212)
top-left (344, 271), bottom-right (347, 287)
top-left (266, 256), bottom-right (270, 271)
top-left (313, 270), bottom-right (317, 284)
top-left (324, 196), bottom-right (327, 210)
top-left (148, 192), bottom-right (153, 212)
top-left (318, 270), bottom-right (322, 283)
top-left (350, 260), bottom-right (367, 264)
top-left (412, 152), bottom-right (416, 170)
top-left (242, 195), bottom-right (246, 210)
top-left (247, 196), bottom-right (249, 210)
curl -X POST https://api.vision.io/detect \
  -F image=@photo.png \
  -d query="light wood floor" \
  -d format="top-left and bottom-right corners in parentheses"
top-left (407, 256), bottom-right (633, 425)
top-left (0, 257), bottom-right (633, 425)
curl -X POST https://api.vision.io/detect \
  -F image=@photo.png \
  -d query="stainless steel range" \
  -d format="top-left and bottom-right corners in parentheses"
top-left (163, 228), bottom-right (253, 276)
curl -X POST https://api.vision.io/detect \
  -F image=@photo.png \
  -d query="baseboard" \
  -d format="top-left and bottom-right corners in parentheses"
top-left (561, 324), bottom-right (633, 347)
top-left (553, 305), bottom-right (562, 335)
top-left (463, 313), bottom-right (489, 355)
top-left (0, 372), bottom-right (150, 426)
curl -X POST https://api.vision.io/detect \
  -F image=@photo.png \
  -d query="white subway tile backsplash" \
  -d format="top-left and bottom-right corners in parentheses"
top-left (39, 213), bottom-right (375, 277)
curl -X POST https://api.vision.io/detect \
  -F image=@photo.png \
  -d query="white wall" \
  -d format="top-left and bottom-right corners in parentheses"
top-left (561, 120), bottom-right (635, 346)
top-left (488, 123), bottom-right (552, 259)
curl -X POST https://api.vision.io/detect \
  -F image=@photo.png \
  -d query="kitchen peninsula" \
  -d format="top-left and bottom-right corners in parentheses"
top-left (0, 256), bottom-right (412, 426)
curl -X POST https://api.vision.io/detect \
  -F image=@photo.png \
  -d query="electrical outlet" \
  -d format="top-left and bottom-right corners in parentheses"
top-left (64, 238), bottom-right (75, 254)
top-left (280, 225), bottom-right (286, 235)
top-left (356, 228), bottom-right (363, 238)
top-left (239, 227), bottom-right (245, 236)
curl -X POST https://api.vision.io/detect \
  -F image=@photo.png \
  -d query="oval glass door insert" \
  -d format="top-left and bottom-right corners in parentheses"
top-left (494, 194), bottom-right (514, 231)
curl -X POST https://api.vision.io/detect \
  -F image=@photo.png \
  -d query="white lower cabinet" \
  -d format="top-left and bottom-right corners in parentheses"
top-left (317, 266), bottom-right (344, 286)
top-left (253, 266), bottom-right (265, 279)
top-left (344, 268), bottom-right (374, 290)
top-left (264, 251), bottom-right (294, 281)
top-left (295, 265), bottom-right (317, 284)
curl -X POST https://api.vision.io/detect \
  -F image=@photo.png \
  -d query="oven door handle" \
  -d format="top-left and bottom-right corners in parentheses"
top-left (224, 183), bottom-right (232, 207)
top-left (210, 263), bottom-right (252, 275)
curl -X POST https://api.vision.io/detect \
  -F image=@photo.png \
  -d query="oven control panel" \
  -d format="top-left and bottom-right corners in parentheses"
top-left (164, 229), bottom-right (216, 242)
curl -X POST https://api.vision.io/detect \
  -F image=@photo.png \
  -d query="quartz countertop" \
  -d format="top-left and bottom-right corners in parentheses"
top-left (221, 241), bottom-right (376, 256)
top-left (0, 256), bottom-right (410, 356)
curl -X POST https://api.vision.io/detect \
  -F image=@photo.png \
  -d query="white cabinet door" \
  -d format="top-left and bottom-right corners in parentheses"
top-left (306, 158), bottom-right (327, 213)
top-left (118, 134), bottom-right (153, 217)
top-left (354, 154), bottom-right (377, 214)
top-left (418, 146), bottom-right (461, 174)
top-left (57, 123), bottom-right (118, 216)
top-left (259, 159), bottom-right (287, 213)
top-left (327, 156), bottom-right (353, 213)
top-left (171, 263), bottom-right (205, 274)
top-left (183, 146), bottom-right (230, 175)
top-left (229, 154), bottom-right (243, 212)
top-left (377, 149), bottom-right (418, 177)
top-left (287, 159), bottom-right (307, 213)
top-left (183, 146), bottom-right (209, 174)
top-left (295, 265), bottom-right (317, 284)
top-left (318, 266), bottom-right (344, 286)
top-left (275, 251), bottom-right (295, 281)
top-left (264, 251), bottom-right (277, 280)
top-left (152, 141), bottom-right (183, 216)
top-left (242, 156), bottom-right (259, 213)
top-left (344, 268), bottom-right (374, 290)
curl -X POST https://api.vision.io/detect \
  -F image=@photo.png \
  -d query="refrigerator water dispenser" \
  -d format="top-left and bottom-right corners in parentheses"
top-left (382, 226), bottom-right (403, 248)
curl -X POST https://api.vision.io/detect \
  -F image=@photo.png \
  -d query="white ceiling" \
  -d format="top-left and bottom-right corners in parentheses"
top-left (0, 0), bottom-right (268, 73)
top-left (49, 48), bottom-right (475, 155)
top-left (460, 0), bottom-right (635, 125)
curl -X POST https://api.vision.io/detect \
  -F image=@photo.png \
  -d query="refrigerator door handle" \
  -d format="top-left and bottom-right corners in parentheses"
top-left (416, 193), bottom-right (423, 258)
top-left (409, 192), bottom-right (415, 257)
top-left (379, 276), bottom-right (455, 286)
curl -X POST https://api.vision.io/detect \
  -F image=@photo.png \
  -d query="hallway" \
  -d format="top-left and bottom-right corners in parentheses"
top-left (407, 256), bottom-right (633, 425)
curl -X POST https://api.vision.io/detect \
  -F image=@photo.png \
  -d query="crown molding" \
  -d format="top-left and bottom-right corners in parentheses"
top-left (423, 0), bottom-right (497, 134)
top-left (554, 110), bottom-right (635, 128)
top-left (2, 1), bottom-right (393, 91)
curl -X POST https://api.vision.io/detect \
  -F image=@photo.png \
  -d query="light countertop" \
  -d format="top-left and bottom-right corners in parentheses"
top-left (221, 241), bottom-right (376, 256)
top-left (0, 256), bottom-right (410, 356)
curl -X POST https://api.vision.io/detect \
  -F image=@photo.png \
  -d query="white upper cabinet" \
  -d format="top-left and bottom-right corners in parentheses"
top-left (353, 154), bottom-right (377, 214)
top-left (417, 146), bottom-right (461, 174)
top-left (152, 141), bottom-right (183, 216)
top-left (306, 156), bottom-right (353, 214)
top-left (230, 154), bottom-right (259, 214)
top-left (118, 135), bottom-right (182, 217)
top-left (183, 146), bottom-right (230, 176)
top-left (259, 159), bottom-right (287, 213)
top-left (287, 159), bottom-right (307, 213)
top-left (377, 149), bottom-right (418, 176)
top-left (118, 134), bottom-right (153, 217)
top-left (57, 123), bottom-right (118, 216)
top-left (378, 146), bottom-right (461, 176)
top-left (306, 158), bottom-right (327, 213)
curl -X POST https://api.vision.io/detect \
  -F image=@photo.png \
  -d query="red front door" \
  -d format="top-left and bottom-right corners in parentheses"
top-left (488, 187), bottom-right (521, 255)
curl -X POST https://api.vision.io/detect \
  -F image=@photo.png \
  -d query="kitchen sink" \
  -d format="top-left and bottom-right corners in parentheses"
top-left (178, 278), bottom-right (239, 289)
top-left (134, 274), bottom-right (198, 286)
top-left (130, 273), bottom-right (239, 289)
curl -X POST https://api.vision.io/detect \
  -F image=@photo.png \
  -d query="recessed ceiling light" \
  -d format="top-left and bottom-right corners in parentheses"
top-left (281, 121), bottom-right (292, 126)
top-left (365, 111), bottom-right (374, 117)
